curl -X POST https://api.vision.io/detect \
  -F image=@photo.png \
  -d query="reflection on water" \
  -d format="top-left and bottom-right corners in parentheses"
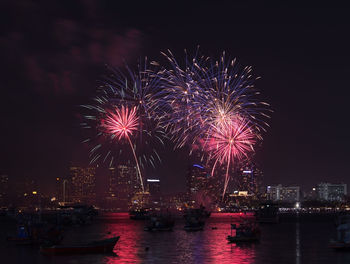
top-left (104, 213), bottom-right (255, 264)
top-left (295, 218), bottom-right (301, 264)
top-left (2, 212), bottom-right (350, 264)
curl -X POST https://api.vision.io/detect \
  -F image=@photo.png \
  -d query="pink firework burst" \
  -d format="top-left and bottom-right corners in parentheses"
top-left (102, 105), bottom-right (139, 140)
top-left (101, 105), bottom-right (145, 192)
top-left (205, 116), bottom-right (256, 197)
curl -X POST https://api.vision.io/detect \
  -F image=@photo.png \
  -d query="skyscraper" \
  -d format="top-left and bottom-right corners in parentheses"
top-left (234, 162), bottom-right (263, 197)
top-left (187, 163), bottom-right (209, 195)
top-left (69, 166), bottom-right (96, 204)
top-left (147, 179), bottom-right (161, 197)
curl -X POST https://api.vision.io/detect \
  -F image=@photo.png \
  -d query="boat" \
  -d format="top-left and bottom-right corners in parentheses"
top-left (330, 214), bottom-right (350, 251)
top-left (227, 218), bottom-right (260, 243)
top-left (144, 213), bottom-right (175, 231)
top-left (184, 208), bottom-right (205, 232)
top-left (184, 223), bottom-right (205, 231)
top-left (184, 205), bottom-right (210, 219)
top-left (256, 202), bottom-right (279, 223)
top-left (129, 209), bottom-right (149, 220)
top-left (40, 236), bottom-right (120, 255)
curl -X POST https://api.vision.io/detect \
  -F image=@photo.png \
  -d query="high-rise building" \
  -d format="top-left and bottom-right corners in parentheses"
top-left (69, 166), bottom-right (96, 204)
top-left (267, 184), bottom-right (300, 202)
top-left (187, 163), bottom-right (209, 195)
top-left (108, 167), bottom-right (118, 198)
top-left (147, 179), bottom-right (161, 197)
top-left (235, 163), bottom-right (263, 196)
top-left (316, 183), bottom-right (347, 201)
top-left (116, 164), bottom-right (141, 208)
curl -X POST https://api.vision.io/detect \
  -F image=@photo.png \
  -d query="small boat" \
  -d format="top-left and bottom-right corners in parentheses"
top-left (184, 208), bottom-right (205, 232)
top-left (144, 213), bottom-right (175, 232)
top-left (184, 205), bottom-right (210, 219)
top-left (227, 218), bottom-right (260, 243)
top-left (129, 209), bottom-right (149, 220)
top-left (40, 236), bottom-right (120, 255)
top-left (184, 224), bottom-right (204, 232)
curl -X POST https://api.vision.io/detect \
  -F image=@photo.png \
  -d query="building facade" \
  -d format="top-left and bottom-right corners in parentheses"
top-left (316, 183), bottom-right (347, 201)
top-left (267, 184), bottom-right (300, 202)
top-left (69, 166), bottom-right (96, 204)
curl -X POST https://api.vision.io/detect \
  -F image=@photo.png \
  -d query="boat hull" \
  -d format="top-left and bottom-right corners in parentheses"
top-left (227, 235), bottom-right (260, 243)
top-left (184, 225), bottom-right (204, 232)
top-left (40, 236), bottom-right (120, 255)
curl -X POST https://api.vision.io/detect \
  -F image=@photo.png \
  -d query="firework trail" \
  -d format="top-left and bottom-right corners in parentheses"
top-left (81, 59), bottom-right (166, 192)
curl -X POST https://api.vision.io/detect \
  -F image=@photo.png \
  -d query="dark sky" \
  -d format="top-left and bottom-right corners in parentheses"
top-left (1, 1), bottom-right (350, 193)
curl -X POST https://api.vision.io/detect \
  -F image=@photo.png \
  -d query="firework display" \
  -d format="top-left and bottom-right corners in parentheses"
top-left (82, 50), bottom-right (270, 195)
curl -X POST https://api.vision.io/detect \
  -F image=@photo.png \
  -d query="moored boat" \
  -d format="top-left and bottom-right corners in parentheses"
top-left (129, 209), bottom-right (149, 220)
top-left (184, 208), bottom-right (205, 232)
top-left (144, 213), bottom-right (175, 232)
top-left (227, 218), bottom-right (260, 243)
top-left (40, 236), bottom-right (120, 255)
top-left (184, 223), bottom-right (205, 232)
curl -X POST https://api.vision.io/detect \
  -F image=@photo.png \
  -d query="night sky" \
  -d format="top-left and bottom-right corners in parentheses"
top-left (1, 1), bottom-right (350, 193)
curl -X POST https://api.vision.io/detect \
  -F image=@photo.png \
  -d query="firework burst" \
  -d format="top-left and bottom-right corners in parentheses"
top-left (204, 116), bottom-right (256, 197)
top-left (158, 49), bottom-right (271, 196)
top-left (81, 59), bottom-right (166, 192)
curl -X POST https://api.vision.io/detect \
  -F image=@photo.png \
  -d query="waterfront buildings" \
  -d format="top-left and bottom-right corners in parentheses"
top-left (266, 184), bottom-right (300, 202)
top-left (316, 183), bottom-right (347, 201)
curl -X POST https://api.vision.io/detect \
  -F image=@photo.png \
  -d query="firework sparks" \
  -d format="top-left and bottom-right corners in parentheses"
top-left (82, 49), bottom-right (271, 198)
top-left (101, 105), bottom-right (144, 192)
top-left (205, 116), bottom-right (256, 197)
top-left (157, 49), bottom-right (271, 196)
top-left (102, 105), bottom-right (139, 140)
top-left (81, 59), bottom-right (166, 193)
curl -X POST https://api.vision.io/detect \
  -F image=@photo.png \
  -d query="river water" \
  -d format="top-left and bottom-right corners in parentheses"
top-left (1, 212), bottom-right (350, 264)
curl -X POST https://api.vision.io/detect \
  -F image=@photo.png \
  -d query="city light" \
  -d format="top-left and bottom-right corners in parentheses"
top-left (147, 179), bottom-right (160, 182)
top-left (32, 191), bottom-right (37, 195)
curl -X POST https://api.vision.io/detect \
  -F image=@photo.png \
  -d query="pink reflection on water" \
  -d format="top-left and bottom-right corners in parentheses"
top-left (103, 212), bottom-right (256, 264)
top-left (204, 213), bottom-right (256, 264)
top-left (104, 213), bottom-right (144, 264)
